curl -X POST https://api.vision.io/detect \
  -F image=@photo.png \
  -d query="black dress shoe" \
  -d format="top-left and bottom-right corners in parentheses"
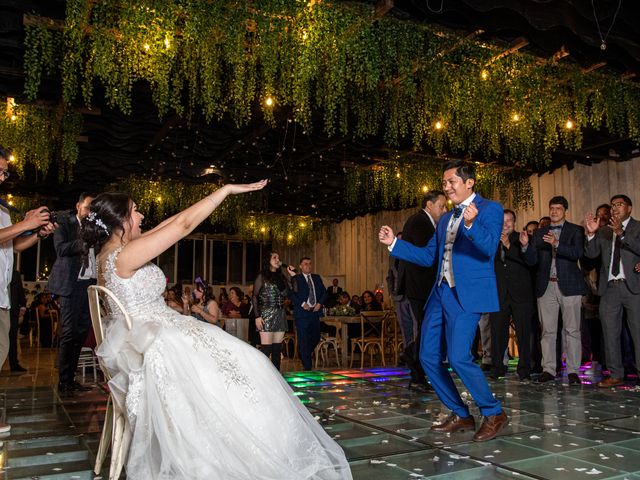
top-left (10, 365), bottom-right (27, 373)
top-left (480, 363), bottom-right (492, 372)
top-left (568, 373), bottom-right (582, 386)
top-left (519, 375), bottom-right (531, 382)
top-left (535, 372), bottom-right (556, 383)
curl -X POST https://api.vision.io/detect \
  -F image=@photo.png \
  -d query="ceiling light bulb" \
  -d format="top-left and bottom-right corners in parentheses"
top-left (565, 119), bottom-right (574, 129)
top-left (10, 115), bottom-right (16, 121)
top-left (435, 121), bottom-right (443, 130)
top-left (287, 234), bottom-right (293, 240)
top-left (302, 31), bottom-right (308, 41)
top-left (512, 113), bottom-right (520, 122)
top-left (8, 154), bottom-right (15, 162)
top-left (396, 172), bottom-right (401, 178)
top-left (164, 37), bottom-right (170, 48)
top-left (265, 96), bottom-right (274, 107)
top-left (481, 69), bottom-right (489, 80)
top-left (260, 227), bottom-right (266, 233)
top-left (422, 185), bottom-right (428, 193)
top-left (156, 196), bottom-right (162, 202)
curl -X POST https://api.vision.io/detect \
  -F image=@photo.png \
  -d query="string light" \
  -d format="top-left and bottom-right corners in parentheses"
top-left (265, 96), bottom-right (274, 107)
top-left (301, 31), bottom-right (308, 41)
top-left (143, 43), bottom-right (150, 51)
top-left (434, 121), bottom-right (443, 130)
top-left (8, 154), bottom-right (15, 162)
top-left (260, 226), bottom-right (266, 233)
top-left (480, 69), bottom-right (489, 80)
top-left (565, 119), bottom-right (574, 129)
top-left (422, 185), bottom-right (428, 193)
top-left (395, 172), bottom-right (401, 178)
top-left (164, 37), bottom-right (170, 49)
top-left (287, 234), bottom-right (293, 240)
top-left (156, 196), bottom-right (162, 202)
top-left (512, 113), bottom-right (520, 122)
top-left (299, 221), bottom-right (307, 228)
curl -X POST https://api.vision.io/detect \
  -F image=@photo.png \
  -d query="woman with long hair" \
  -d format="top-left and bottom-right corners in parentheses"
top-left (252, 251), bottom-right (295, 370)
top-left (183, 276), bottom-right (221, 326)
top-left (81, 182), bottom-right (351, 480)
top-left (221, 286), bottom-right (249, 318)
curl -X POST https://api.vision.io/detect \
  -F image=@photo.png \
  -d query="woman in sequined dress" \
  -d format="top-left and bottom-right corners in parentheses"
top-left (80, 182), bottom-right (352, 480)
top-left (253, 251), bottom-right (295, 370)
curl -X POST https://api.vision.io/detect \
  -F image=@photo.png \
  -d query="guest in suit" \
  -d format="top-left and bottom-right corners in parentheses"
top-left (326, 278), bottom-right (343, 308)
top-left (521, 196), bottom-right (587, 385)
top-left (584, 194), bottom-right (640, 388)
top-left (289, 257), bottom-right (327, 370)
top-left (48, 193), bottom-right (95, 394)
top-left (489, 209), bottom-right (535, 381)
top-left (396, 191), bottom-right (447, 388)
top-left (379, 160), bottom-right (508, 442)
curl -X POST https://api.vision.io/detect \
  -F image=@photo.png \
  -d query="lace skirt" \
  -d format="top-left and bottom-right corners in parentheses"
top-left (97, 312), bottom-right (351, 480)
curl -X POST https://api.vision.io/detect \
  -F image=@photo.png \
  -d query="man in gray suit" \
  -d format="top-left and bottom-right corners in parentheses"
top-left (584, 194), bottom-right (640, 388)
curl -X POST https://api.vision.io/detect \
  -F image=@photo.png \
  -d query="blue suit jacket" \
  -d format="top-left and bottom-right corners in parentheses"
top-left (289, 273), bottom-right (328, 318)
top-left (390, 194), bottom-right (503, 313)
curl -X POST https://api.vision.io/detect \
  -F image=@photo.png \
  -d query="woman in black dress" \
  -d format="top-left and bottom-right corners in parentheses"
top-left (252, 251), bottom-right (295, 370)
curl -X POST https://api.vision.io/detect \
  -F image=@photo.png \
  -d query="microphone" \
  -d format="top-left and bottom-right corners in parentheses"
top-left (280, 262), bottom-right (297, 274)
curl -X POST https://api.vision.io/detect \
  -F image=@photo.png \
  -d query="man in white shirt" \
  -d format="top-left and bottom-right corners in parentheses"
top-left (0, 145), bottom-right (56, 433)
top-left (584, 194), bottom-right (640, 388)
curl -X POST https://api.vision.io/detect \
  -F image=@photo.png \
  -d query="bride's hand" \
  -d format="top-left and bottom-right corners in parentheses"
top-left (224, 180), bottom-right (268, 195)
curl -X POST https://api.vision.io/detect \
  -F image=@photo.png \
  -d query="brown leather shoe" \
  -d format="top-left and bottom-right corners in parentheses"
top-left (598, 377), bottom-right (624, 388)
top-left (430, 413), bottom-right (476, 433)
top-left (472, 410), bottom-right (508, 442)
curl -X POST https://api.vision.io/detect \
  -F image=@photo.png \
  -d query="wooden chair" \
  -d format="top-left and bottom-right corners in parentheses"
top-left (29, 308), bottom-right (40, 347)
top-left (282, 325), bottom-right (298, 360)
top-left (314, 320), bottom-right (341, 368)
top-left (87, 285), bottom-right (133, 480)
top-left (350, 311), bottom-right (387, 368)
top-left (49, 309), bottom-right (60, 347)
top-left (384, 311), bottom-right (403, 365)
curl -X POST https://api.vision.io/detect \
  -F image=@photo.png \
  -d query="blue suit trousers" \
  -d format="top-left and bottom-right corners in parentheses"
top-left (420, 281), bottom-right (502, 417)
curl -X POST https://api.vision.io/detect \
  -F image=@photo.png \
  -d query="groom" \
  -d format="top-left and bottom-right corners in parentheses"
top-left (379, 159), bottom-right (508, 442)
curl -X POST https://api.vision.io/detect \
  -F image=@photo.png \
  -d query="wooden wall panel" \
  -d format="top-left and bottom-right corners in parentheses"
top-left (276, 157), bottom-right (639, 296)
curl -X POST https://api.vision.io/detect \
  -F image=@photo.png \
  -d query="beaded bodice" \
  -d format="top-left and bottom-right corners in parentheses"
top-left (100, 247), bottom-right (172, 319)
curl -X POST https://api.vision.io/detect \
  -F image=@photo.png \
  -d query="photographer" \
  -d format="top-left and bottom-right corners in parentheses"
top-left (48, 192), bottom-right (95, 395)
top-left (0, 144), bottom-right (56, 433)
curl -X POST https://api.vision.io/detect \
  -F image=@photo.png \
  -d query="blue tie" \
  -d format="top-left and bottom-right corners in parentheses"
top-left (453, 206), bottom-right (463, 219)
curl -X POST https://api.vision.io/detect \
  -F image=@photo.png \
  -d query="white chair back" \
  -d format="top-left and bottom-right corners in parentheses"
top-left (88, 285), bottom-right (133, 348)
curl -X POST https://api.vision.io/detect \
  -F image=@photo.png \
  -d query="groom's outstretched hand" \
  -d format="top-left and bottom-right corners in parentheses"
top-left (379, 226), bottom-right (395, 246)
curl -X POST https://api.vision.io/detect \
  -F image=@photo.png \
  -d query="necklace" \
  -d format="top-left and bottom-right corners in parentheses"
top-left (590, 0), bottom-right (623, 51)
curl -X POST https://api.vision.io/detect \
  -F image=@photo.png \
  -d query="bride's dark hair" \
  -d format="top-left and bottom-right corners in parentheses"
top-left (80, 192), bottom-right (133, 254)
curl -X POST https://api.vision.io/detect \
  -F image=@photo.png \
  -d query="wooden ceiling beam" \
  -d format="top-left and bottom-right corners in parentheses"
top-left (582, 62), bottom-right (607, 73)
top-left (550, 45), bottom-right (570, 64)
top-left (485, 36), bottom-right (529, 66)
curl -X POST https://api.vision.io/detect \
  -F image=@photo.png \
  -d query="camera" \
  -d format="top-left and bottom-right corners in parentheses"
top-left (40, 208), bottom-right (63, 224)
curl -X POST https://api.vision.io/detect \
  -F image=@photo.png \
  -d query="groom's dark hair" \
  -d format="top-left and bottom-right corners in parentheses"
top-left (443, 159), bottom-right (476, 188)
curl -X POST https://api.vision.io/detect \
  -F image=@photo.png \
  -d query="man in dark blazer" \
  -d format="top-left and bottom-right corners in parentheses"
top-left (521, 196), bottom-right (586, 385)
top-left (584, 194), bottom-right (640, 387)
top-left (380, 160), bottom-right (508, 442)
top-left (325, 279), bottom-right (343, 308)
top-left (489, 210), bottom-right (535, 381)
top-left (396, 191), bottom-right (446, 387)
top-left (289, 257), bottom-right (327, 370)
top-left (48, 193), bottom-right (95, 394)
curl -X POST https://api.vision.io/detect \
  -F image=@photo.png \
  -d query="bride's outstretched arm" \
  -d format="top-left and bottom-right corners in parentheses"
top-left (117, 180), bottom-right (267, 277)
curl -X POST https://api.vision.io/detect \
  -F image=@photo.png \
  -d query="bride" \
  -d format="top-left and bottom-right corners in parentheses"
top-left (81, 181), bottom-right (352, 479)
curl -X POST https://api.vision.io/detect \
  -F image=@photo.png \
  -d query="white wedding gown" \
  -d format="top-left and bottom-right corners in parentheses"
top-left (97, 247), bottom-right (352, 479)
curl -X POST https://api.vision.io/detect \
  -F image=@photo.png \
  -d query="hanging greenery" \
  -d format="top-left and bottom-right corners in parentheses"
top-left (115, 176), bottom-right (321, 244)
top-left (345, 157), bottom-right (534, 211)
top-left (21, 0), bottom-right (640, 173)
top-left (238, 213), bottom-right (324, 246)
top-left (0, 101), bottom-right (82, 181)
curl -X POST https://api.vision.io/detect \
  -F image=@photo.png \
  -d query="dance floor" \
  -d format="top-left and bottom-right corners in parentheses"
top-left (1, 353), bottom-right (640, 479)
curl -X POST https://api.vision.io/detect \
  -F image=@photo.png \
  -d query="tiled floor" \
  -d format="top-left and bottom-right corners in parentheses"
top-left (2, 344), bottom-right (640, 479)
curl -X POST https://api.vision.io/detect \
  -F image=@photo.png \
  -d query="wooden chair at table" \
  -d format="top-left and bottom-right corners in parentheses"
top-left (49, 309), bottom-right (60, 347)
top-left (87, 285), bottom-right (133, 480)
top-left (383, 311), bottom-right (403, 365)
top-left (30, 308), bottom-right (40, 347)
top-left (350, 311), bottom-right (387, 368)
top-left (314, 319), bottom-right (342, 368)
top-left (282, 319), bottom-right (298, 360)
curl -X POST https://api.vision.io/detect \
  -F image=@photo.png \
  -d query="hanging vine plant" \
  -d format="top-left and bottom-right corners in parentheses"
top-left (115, 176), bottom-right (321, 245)
top-left (0, 102), bottom-right (82, 181)
top-left (345, 157), bottom-right (534, 211)
top-left (21, 0), bottom-right (640, 175)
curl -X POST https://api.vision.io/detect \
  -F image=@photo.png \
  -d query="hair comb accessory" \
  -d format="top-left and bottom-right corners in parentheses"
top-left (87, 211), bottom-right (110, 235)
